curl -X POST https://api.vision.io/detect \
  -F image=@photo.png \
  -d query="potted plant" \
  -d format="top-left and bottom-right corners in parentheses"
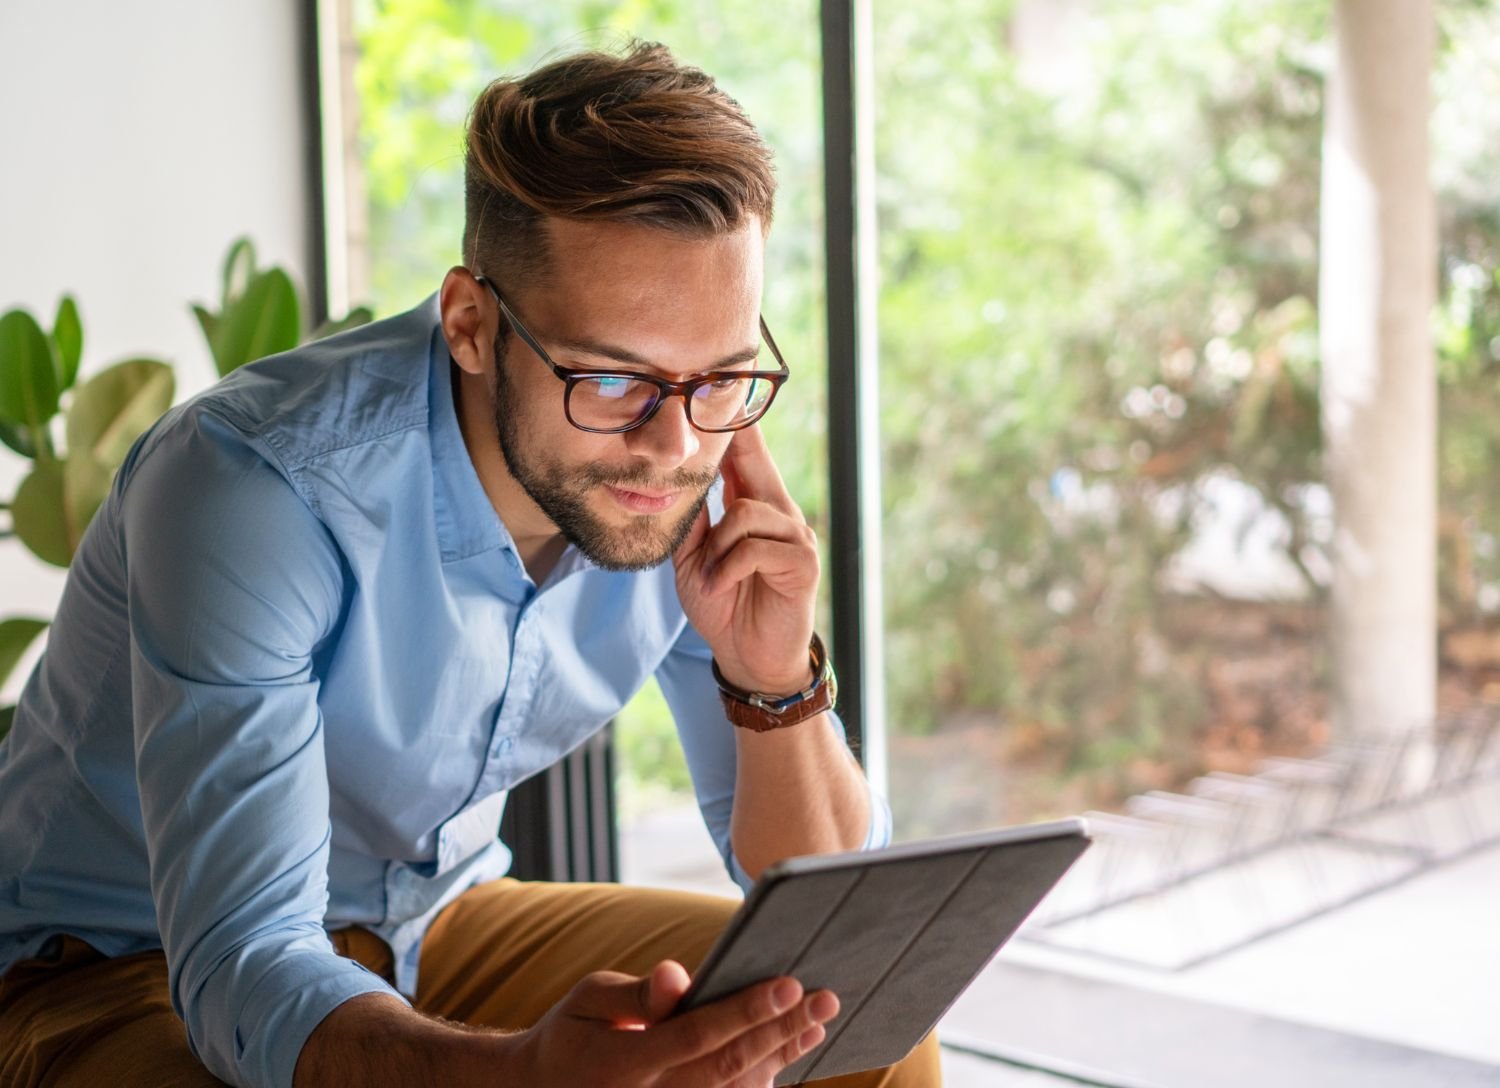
top-left (0, 238), bottom-right (370, 738)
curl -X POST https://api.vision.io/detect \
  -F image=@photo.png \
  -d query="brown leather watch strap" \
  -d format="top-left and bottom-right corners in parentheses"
top-left (712, 634), bottom-right (837, 732)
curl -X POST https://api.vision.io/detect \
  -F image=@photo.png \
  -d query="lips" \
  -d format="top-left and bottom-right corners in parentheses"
top-left (605, 485), bottom-right (679, 514)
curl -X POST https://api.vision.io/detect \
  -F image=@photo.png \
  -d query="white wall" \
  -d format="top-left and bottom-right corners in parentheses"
top-left (0, 1), bottom-right (313, 700)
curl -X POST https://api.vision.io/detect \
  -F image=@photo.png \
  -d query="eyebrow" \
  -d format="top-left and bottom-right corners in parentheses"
top-left (551, 334), bottom-right (763, 372)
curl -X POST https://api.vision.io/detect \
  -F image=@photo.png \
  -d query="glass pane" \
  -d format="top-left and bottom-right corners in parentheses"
top-left (873, 0), bottom-right (1340, 839)
top-left (570, 375), bottom-right (659, 430)
top-left (872, 0), bottom-right (1500, 1072)
top-left (346, 0), bottom-right (824, 896)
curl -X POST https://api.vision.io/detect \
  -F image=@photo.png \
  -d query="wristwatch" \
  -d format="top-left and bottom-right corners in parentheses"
top-left (712, 633), bottom-right (837, 732)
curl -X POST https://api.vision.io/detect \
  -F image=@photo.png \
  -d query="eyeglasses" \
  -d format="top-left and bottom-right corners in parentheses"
top-left (475, 275), bottom-right (789, 434)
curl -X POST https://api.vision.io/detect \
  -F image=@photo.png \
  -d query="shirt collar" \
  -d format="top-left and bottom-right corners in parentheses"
top-left (426, 299), bottom-right (507, 563)
top-left (423, 296), bottom-right (598, 580)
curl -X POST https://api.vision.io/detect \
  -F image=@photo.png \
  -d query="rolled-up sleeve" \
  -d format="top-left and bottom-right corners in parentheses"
top-left (121, 408), bottom-right (404, 1088)
top-left (654, 619), bottom-right (892, 895)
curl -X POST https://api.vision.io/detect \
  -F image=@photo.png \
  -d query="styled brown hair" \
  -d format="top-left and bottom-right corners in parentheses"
top-left (463, 41), bottom-right (777, 291)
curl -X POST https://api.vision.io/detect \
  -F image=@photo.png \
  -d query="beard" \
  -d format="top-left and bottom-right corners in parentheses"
top-left (491, 343), bottom-right (718, 572)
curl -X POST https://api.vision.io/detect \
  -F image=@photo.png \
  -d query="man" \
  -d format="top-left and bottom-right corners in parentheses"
top-left (0, 42), bottom-right (941, 1088)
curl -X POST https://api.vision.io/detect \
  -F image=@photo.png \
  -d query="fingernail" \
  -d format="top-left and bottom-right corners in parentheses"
top-left (799, 1025), bottom-right (825, 1051)
top-left (809, 992), bottom-right (839, 1021)
top-left (773, 979), bottom-right (801, 1012)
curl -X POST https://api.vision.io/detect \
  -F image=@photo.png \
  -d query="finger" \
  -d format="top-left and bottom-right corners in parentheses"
top-left (705, 537), bottom-right (817, 598)
top-left (702, 500), bottom-right (811, 572)
top-left (732, 1022), bottom-right (827, 1088)
top-left (674, 502), bottom-right (712, 569)
top-left (658, 996), bottom-right (831, 1088)
top-left (644, 977), bottom-right (800, 1067)
top-left (647, 961), bottom-right (693, 1025)
top-left (722, 425), bottom-right (799, 519)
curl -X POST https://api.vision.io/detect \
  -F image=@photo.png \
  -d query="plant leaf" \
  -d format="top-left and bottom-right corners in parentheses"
top-left (0, 418), bottom-right (36, 458)
top-left (222, 237), bottom-right (258, 307)
top-left (211, 269), bottom-right (301, 376)
top-left (12, 460), bottom-right (71, 567)
top-left (309, 306), bottom-right (374, 342)
top-left (0, 617), bottom-right (49, 692)
top-left (0, 309), bottom-right (61, 433)
top-left (52, 296), bottom-right (83, 392)
top-left (66, 358), bottom-right (175, 470)
top-left (62, 451), bottom-right (113, 547)
top-left (192, 304), bottom-right (221, 373)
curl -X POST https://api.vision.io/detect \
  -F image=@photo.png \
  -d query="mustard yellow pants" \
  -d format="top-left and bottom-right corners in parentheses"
top-left (0, 877), bottom-right (942, 1086)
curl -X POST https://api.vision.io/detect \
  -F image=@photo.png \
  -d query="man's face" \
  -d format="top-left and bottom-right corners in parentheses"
top-left (490, 217), bottom-right (766, 571)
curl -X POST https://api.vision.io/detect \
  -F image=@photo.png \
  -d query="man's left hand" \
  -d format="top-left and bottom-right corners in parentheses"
top-left (672, 425), bottom-right (819, 697)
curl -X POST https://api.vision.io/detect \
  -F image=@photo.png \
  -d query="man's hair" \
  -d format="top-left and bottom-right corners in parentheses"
top-left (463, 41), bottom-right (777, 290)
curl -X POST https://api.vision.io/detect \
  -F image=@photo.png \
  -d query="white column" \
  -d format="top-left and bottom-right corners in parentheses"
top-left (1319, 0), bottom-right (1437, 738)
top-left (852, 0), bottom-right (888, 798)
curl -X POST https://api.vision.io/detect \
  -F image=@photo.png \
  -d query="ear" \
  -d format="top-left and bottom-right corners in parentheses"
top-left (439, 267), bottom-right (496, 377)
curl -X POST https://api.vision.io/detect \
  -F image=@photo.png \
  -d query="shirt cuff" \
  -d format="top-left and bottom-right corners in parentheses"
top-left (196, 945), bottom-right (409, 1088)
top-left (861, 782), bottom-right (894, 851)
top-left (728, 849), bottom-right (756, 895)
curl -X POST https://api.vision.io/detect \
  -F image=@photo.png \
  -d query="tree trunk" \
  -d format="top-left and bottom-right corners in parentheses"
top-left (1318, 0), bottom-right (1437, 739)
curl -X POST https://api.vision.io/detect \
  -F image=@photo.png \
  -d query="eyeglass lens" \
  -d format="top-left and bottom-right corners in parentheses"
top-left (569, 375), bottom-right (777, 432)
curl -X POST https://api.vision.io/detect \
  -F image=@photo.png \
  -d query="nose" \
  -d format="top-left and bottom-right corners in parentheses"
top-left (624, 392), bottom-right (700, 471)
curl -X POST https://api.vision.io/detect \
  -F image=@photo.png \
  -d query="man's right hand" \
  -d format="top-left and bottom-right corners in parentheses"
top-left (295, 961), bottom-right (836, 1087)
top-left (512, 959), bottom-right (838, 1087)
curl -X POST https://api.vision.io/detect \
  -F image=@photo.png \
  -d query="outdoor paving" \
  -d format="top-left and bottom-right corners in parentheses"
top-left (1001, 837), bottom-right (1500, 1073)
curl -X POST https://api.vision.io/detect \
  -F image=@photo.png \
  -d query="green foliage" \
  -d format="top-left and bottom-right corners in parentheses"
top-left (0, 292), bottom-right (173, 576)
top-left (348, 0), bottom-right (1500, 808)
top-left (192, 238), bottom-right (304, 377)
top-left (871, 0), bottom-right (1332, 764)
top-left (0, 309), bottom-right (62, 455)
top-left (12, 459), bottom-right (73, 567)
top-left (1, 238), bottom-right (374, 721)
top-left (0, 339), bottom-right (175, 570)
top-left (615, 678), bottom-right (693, 816)
top-left (312, 307), bottom-right (377, 342)
top-left (0, 618), bottom-right (49, 739)
top-left (51, 296), bottom-right (83, 393)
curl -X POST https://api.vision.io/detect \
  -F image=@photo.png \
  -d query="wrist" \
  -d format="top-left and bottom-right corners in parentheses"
top-left (713, 634), bottom-right (836, 733)
top-left (295, 994), bottom-right (524, 1088)
top-left (715, 662), bottom-right (815, 698)
top-left (457, 1029), bottom-right (529, 1083)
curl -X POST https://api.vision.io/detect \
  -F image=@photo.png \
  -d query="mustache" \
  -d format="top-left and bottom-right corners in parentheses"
top-left (575, 462), bottom-right (720, 492)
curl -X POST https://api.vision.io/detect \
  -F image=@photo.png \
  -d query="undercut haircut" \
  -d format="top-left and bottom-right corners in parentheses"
top-left (463, 40), bottom-right (777, 294)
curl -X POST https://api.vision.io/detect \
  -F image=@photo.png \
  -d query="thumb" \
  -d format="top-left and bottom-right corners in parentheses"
top-left (645, 960), bottom-right (692, 1024)
top-left (570, 962), bottom-right (689, 1027)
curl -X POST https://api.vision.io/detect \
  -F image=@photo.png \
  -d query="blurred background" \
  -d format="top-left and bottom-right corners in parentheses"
top-left (3, 1), bottom-right (1498, 1084)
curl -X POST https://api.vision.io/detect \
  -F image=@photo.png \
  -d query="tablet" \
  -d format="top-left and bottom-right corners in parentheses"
top-left (677, 817), bottom-right (1091, 1085)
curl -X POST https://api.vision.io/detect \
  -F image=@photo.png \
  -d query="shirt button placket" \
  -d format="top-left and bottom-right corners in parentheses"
top-left (492, 605), bottom-right (540, 781)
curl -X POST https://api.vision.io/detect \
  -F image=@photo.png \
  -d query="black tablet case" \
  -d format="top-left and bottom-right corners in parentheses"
top-left (679, 819), bottom-right (1091, 1085)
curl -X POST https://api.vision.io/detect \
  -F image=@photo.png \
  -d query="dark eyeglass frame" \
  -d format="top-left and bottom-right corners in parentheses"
top-left (475, 275), bottom-right (790, 434)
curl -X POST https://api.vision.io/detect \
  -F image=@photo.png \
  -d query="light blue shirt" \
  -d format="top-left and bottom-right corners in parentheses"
top-left (0, 296), bottom-right (889, 1088)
